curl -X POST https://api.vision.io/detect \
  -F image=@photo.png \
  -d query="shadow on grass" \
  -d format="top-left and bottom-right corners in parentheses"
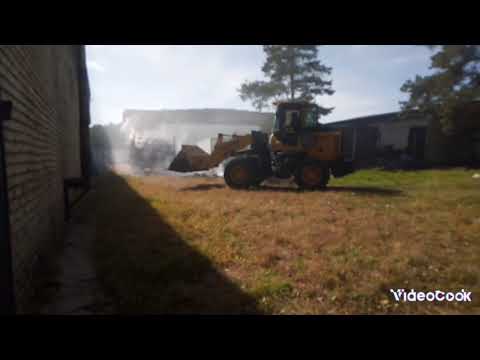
top-left (92, 173), bottom-right (262, 314)
top-left (324, 186), bottom-right (403, 196)
top-left (181, 182), bottom-right (403, 197)
top-left (180, 183), bottom-right (226, 192)
top-left (259, 185), bottom-right (403, 196)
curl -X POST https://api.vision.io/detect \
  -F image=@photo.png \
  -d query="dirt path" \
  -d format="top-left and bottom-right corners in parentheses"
top-left (41, 195), bottom-right (114, 315)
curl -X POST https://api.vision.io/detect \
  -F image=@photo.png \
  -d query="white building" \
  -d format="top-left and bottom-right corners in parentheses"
top-left (121, 108), bottom-right (274, 154)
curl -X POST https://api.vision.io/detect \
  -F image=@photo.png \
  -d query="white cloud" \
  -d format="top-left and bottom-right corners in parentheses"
top-left (322, 91), bottom-right (392, 123)
top-left (85, 45), bottom-right (432, 126)
top-left (87, 60), bottom-right (106, 73)
top-left (91, 102), bottom-right (125, 125)
top-left (391, 53), bottom-right (430, 65)
top-left (351, 45), bottom-right (371, 50)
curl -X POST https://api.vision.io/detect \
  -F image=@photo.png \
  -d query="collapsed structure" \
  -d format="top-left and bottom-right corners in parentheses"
top-left (120, 108), bottom-right (274, 173)
top-left (329, 103), bottom-right (480, 168)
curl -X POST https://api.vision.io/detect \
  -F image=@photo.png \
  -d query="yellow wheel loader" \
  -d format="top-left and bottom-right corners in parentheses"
top-left (169, 102), bottom-right (354, 190)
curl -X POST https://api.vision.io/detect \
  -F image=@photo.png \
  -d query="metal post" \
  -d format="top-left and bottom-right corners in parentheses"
top-left (0, 100), bottom-right (16, 315)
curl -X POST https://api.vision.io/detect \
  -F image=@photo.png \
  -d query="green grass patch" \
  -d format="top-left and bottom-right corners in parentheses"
top-left (86, 169), bottom-right (480, 314)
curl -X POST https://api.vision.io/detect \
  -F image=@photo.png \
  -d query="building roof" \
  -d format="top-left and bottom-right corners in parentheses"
top-left (328, 101), bottom-right (480, 129)
top-left (327, 112), bottom-right (401, 128)
top-left (122, 109), bottom-right (274, 130)
top-left (327, 110), bottom-right (429, 128)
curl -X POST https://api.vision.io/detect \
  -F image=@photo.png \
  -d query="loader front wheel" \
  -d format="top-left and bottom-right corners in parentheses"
top-left (295, 162), bottom-right (330, 190)
top-left (224, 157), bottom-right (257, 189)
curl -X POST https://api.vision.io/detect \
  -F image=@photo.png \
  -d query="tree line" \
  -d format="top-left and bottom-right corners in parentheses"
top-left (239, 45), bottom-right (480, 134)
top-left (91, 45), bottom-right (479, 148)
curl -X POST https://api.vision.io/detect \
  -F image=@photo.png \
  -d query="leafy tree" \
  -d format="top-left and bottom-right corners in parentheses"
top-left (401, 45), bottom-right (480, 134)
top-left (90, 123), bottom-right (128, 147)
top-left (90, 124), bottom-right (110, 149)
top-left (103, 123), bottom-right (127, 148)
top-left (239, 81), bottom-right (283, 113)
top-left (239, 45), bottom-right (334, 115)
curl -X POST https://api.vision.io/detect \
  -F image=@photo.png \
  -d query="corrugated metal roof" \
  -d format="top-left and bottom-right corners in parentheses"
top-left (327, 112), bottom-right (403, 128)
top-left (328, 101), bottom-right (480, 128)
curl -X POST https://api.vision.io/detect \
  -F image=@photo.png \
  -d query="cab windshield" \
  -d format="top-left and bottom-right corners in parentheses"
top-left (273, 105), bottom-right (320, 132)
top-left (273, 113), bottom-right (279, 132)
top-left (301, 108), bottom-right (320, 129)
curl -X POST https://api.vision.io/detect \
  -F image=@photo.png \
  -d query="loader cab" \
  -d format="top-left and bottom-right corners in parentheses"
top-left (273, 102), bottom-right (321, 146)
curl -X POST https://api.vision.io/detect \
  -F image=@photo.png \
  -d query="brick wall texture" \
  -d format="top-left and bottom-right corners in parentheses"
top-left (0, 45), bottom-right (89, 312)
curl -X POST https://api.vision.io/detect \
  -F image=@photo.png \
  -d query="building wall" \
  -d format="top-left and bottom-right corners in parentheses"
top-left (332, 116), bottom-right (430, 167)
top-left (0, 45), bottom-right (88, 312)
top-left (331, 109), bottom-right (480, 166)
top-left (372, 118), bottom-right (429, 151)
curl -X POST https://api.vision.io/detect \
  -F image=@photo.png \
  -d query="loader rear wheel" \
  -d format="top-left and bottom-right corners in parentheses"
top-left (224, 157), bottom-right (257, 189)
top-left (295, 162), bottom-right (330, 190)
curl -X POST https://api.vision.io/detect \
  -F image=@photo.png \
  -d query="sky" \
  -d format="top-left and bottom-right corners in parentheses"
top-left (86, 45), bottom-right (435, 126)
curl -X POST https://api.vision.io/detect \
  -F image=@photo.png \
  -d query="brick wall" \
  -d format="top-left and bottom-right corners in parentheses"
top-left (0, 45), bottom-right (89, 312)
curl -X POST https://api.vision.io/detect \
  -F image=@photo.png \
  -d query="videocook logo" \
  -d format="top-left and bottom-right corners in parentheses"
top-left (390, 289), bottom-right (472, 302)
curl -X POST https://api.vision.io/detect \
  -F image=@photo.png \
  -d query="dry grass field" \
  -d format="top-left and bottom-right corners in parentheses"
top-left (89, 169), bottom-right (480, 314)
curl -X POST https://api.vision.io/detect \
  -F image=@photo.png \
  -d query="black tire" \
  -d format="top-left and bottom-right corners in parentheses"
top-left (224, 157), bottom-right (258, 189)
top-left (294, 162), bottom-right (330, 190)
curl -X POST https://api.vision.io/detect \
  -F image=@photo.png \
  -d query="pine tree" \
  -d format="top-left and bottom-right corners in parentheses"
top-left (239, 45), bottom-right (334, 115)
top-left (401, 45), bottom-right (480, 134)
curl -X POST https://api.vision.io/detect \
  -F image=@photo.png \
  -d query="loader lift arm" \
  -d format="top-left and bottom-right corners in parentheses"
top-left (207, 133), bottom-right (253, 169)
top-left (169, 133), bottom-right (253, 172)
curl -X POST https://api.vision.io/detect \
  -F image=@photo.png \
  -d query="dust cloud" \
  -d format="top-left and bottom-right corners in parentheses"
top-left (91, 109), bottom-right (274, 177)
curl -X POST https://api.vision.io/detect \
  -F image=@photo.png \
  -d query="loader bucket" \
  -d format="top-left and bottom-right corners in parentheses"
top-left (168, 145), bottom-right (212, 172)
